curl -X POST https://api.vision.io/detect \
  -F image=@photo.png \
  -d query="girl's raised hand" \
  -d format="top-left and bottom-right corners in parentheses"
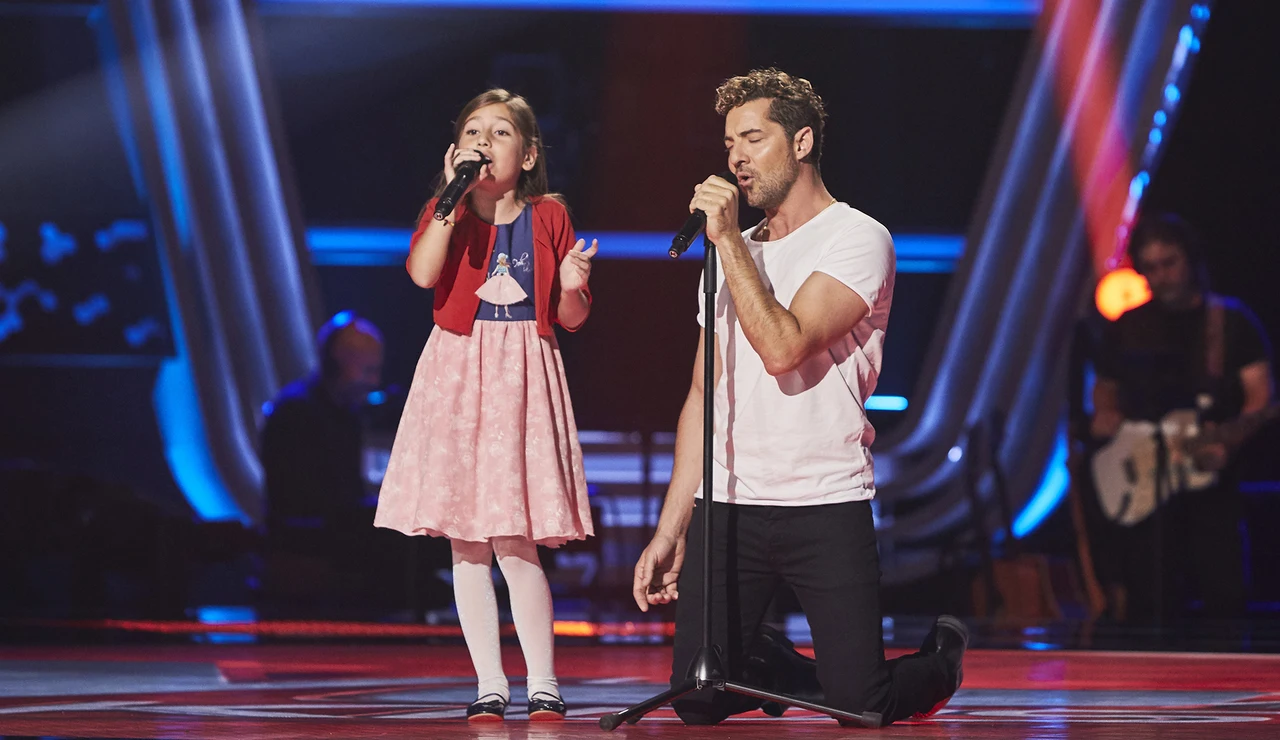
top-left (443, 144), bottom-right (488, 190)
top-left (559, 238), bottom-right (599, 293)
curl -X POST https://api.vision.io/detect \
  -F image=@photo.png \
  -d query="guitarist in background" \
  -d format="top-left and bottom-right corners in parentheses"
top-left (1090, 213), bottom-right (1273, 624)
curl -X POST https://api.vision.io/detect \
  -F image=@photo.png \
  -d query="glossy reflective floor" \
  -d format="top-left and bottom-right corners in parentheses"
top-left (3, 641), bottom-right (1279, 739)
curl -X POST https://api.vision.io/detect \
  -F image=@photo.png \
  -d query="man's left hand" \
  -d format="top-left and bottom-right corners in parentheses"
top-left (690, 175), bottom-right (740, 247)
top-left (1192, 441), bottom-right (1229, 472)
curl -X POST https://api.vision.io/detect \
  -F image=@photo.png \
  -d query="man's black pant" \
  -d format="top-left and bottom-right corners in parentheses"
top-left (1093, 483), bottom-right (1247, 623)
top-left (669, 500), bottom-right (951, 726)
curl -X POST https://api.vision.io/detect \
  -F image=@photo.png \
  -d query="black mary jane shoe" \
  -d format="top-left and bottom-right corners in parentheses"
top-left (527, 691), bottom-right (567, 721)
top-left (466, 693), bottom-right (508, 722)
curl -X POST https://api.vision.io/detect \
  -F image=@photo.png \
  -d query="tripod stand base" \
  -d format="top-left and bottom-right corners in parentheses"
top-left (598, 678), bottom-right (882, 730)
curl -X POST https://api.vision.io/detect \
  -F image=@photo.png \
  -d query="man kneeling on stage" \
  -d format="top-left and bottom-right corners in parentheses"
top-left (632, 68), bottom-right (966, 726)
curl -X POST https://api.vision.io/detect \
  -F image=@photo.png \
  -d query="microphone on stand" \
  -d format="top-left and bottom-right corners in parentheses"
top-left (669, 171), bottom-right (738, 259)
top-left (434, 152), bottom-right (492, 221)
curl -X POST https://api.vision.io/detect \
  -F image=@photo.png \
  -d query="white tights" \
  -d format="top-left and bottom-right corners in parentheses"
top-left (451, 537), bottom-right (559, 703)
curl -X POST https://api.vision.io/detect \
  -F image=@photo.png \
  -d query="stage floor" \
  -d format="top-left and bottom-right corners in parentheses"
top-left (2, 644), bottom-right (1280, 739)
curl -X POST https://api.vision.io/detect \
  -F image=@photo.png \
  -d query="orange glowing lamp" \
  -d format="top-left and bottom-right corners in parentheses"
top-left (1095, 267), bottom-right (1151, 321)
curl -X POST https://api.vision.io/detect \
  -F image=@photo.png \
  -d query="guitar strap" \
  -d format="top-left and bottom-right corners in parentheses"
top-left (1205, 293), bottom-right (1225, 382)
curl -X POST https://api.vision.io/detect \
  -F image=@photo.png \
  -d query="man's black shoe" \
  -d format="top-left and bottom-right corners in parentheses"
top-left (911, 614), bottom-right (968, 719)
top-left (745, 624), bottom-right (823, 717)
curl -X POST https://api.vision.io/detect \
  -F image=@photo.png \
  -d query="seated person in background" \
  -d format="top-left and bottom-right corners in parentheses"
top-left (1090, 214), bottom-right (1273, 624)
top-left (260, 312), bottom-right (386, 609)
top-left (263, 311), bottom-right (384, 531)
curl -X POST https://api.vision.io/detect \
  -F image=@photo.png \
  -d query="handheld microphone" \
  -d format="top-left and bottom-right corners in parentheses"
top-left (434, 152), bottom-right (492, 221)
top-left (670, 172), bottom-right (737, 259)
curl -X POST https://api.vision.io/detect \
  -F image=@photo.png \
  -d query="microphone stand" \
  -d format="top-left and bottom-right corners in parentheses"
top-left (1151, 423), bottom-right (1168, 635)
top-left (599, 234), bottom-right (880, 730)
top-left (1150, 419), bottom-right (1188, 636)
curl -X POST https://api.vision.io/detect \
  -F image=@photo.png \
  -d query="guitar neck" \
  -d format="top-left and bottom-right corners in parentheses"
top-left (1206, 406), bottom-right (1280, 448)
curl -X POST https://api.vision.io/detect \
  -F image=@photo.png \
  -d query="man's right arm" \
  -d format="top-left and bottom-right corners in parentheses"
top-left (1090, 319), bottom-right (1125, 439)
top-left (1091, 377), bottom-right (1124, 439)
top-left (652, 335), bottom-right (714, 541)
top-left (632, 333), bottom-right (721, 611)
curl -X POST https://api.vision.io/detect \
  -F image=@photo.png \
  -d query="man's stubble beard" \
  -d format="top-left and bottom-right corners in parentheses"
top-left (746, 155), bottom-right (801, 211)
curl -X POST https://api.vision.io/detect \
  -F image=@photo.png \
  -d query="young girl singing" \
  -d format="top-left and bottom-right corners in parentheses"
top-left (375, 89), bottom-right (597, 722)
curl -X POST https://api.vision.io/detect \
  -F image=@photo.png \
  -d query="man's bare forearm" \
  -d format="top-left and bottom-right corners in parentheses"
top-left (653, 388), bottom-right (705, 542)
top-left (717, 235), bottom-right (806, 375)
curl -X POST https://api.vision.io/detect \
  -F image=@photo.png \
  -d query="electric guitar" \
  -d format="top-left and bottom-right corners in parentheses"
top-left (1092, 405), bottom-right (1278, 526)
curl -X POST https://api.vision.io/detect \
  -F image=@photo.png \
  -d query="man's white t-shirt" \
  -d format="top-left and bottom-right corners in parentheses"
top-left (695, 203), bottom-right (895, 506)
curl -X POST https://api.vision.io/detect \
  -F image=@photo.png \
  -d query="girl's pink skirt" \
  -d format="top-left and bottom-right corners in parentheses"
top-left (374, 320), bottom-right (594, 547)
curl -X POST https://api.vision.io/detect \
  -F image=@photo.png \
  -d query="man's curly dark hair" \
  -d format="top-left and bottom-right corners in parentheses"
top-left (715, 68), bottom-right (827, 167)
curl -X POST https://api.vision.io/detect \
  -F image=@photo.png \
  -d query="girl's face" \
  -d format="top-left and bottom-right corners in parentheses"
top-left (458, 103), bottom-right (536, 196)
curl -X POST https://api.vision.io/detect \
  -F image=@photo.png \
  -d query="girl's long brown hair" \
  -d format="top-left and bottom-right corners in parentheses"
top-left (420, 89), bottom-right (562, 221)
